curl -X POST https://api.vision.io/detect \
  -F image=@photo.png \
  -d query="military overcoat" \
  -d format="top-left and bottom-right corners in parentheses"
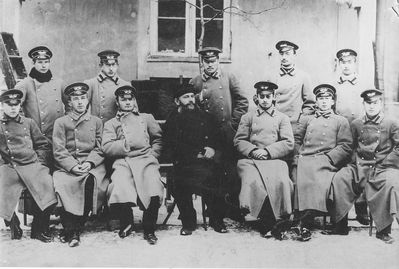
top-left (102, 112), bottom-right (164, 210)
top-left (0, 115), bottom-right (56, 221)
top-left (52, 112), bottom-right (108, 216)
top-left (234, 108), bottom-right (294, 219)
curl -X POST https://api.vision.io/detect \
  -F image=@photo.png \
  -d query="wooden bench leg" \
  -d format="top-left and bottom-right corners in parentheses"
top-left (369, 213), bottom-right (373, 236)
top-left (201, 197), bottom-right (207, 231)
top-left (162, 200), bottom-right (176, 225)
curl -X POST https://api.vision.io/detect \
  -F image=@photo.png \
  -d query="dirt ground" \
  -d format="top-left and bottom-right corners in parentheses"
top-left (1, 201), bottom-right (398, 268)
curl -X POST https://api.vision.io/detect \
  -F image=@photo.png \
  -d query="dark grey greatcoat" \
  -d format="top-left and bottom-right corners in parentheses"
top-left (102, 112), bottom-right (164, 209)
top-left (52, 112), bottom-right (108, 216)
top-left (293, 113), bottom-right (352, 213)
top-left (234, 108), bottom-right (294, 219)
top-left (0, 115), bottom-right (56, 221)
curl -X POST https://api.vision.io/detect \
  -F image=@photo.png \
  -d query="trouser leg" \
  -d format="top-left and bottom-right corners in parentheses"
top-left (31, 199), bottom-right (54, 237)
top-left (257, 197), bottom-right (277, 234)
top-left (175, 187), bottom-right (196, 230)
top-left (80, 175), bottom-right (95, 227)
top-left (143, 196), bottom-right (160, 235)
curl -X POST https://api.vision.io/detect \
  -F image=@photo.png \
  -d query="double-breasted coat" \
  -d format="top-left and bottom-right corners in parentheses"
top-left (234, 108), bottom-right (294, 219)
top-left (266, 68), bottom-right (315, 125)
top-left (190, 70), bottom-right (248, 149)
top-left (293, 112), bottom-right (353, 213)
top-left (350, 114), bottom-right (399, 231)
top-left (0, 115), bottom-right (56, 221)
top-left (52, 112), bottom-right (108, 216)
top-left (102, 112), bottom-right (164, 210)
top-left (14, 76), bottom-right (67, 141)
top-left (84, 73), bottom-right (131, 123)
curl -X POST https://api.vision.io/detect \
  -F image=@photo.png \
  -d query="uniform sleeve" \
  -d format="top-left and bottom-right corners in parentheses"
top-left (229, 73), bottom-right (249, 130)
top-left (325, 117), bottom-right (353, 167)
top-left (234, 113), bottom-right (257, 157)
top-left (86, 119), bottom-right (105, 167)
top-left (380, 119), bottom-right (399, 169)
top-left (30, 118), bottom-right (52, 165)
top-left (301, 72), bottom-right (315, 115)
top-left (265, 114), bottom-right (294, 159)
top-left (52, 119), bottom-right (79, 171)
top-left (146, 114), bottom-right (163, 158)
top-left (294, 115), bottom-right (309, 155)
top-left (161, 117), bottom-right (175, 163)
top-left (101, 120), bottom-right (130, 158)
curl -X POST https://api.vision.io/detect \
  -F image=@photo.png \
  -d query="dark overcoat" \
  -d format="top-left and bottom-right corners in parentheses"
top-left (234, 108), bottom-right (294, 219)
top-left (102, 112), bottom-right (164, 209)
top-left (0, 115), bottom-right (56, 221)
top-left (52, 112), bottom-right (108, 216)
top-left (293, 113), bottom-right (352, 213)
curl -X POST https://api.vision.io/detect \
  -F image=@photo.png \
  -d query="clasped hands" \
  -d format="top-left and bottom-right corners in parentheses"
top-left (250, 148), bottom-right (270, 160)
top-left (197, 146), bottom-right (216, 160)
top-left (71, 161), bottom-right (92, 175)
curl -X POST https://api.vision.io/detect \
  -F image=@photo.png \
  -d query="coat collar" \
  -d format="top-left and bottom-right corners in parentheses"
top-left (201, 69), bottom-right (221, 82)
top-left (0, 113), bottom-right (23, 123)
top-left (256, 106), bottom-right (275, 117)
top-left (97, 72), bottom-right (120, 85)
top-left (68, 110), bottom-right (91, 124)
top-left (338, 74), bottom-right (358, 85)
top-left (280, 65), bottom-right (296, 77)
top-left (363, 112), bottom-right (384, 124)
top-left (315, 109), bottom-right (333, 118)
top-left (116, 110), bottom-right (139, 121)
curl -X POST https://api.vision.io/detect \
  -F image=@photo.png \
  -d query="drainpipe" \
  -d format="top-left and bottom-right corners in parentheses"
top-left (374, 0), bottom-right (386, 91)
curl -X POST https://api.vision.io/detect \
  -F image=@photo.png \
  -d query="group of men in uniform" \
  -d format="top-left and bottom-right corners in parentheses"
top-left (0, 39), bottom-right (398, 248)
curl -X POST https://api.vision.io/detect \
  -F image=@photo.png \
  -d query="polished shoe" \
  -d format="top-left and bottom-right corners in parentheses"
top-left (271, 227), bottom-right (287, 240)
top-left (10, 220), bottom-right (23, 240)
top-left (299, 227), bottom-right (312, 241)
top-left (31, 232), bottom-right (52, 243)
top-left (59, 229), bottom-right (71, 243)
top-left (180, 228), bottom-right (192, 236)
top-left (356, 215), bottom-right (370, 226)
top-left (68, 232), bottom-right (80, 247)
top-left (118, 224), bottom-right (133, 238)
top-left (144, 233), bottom-right (158, 245)
top-left (376, 232), bottom-right (394, 244)
top-left (322, 226), bottom-right (350, 235)
top-left (211, 221), bottom-right (228, 233)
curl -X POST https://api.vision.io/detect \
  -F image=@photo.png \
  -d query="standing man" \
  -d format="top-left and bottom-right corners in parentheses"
top-left (261, 41), bottom-right (315, 132)
top-left (163, 83), bottom-right (227, 235)
top-left (334, 48), bottom-right (370, 225)
top-left (102, 85), bottom-right (164, 245)
top-left (234, 81), bottom-right (294, 239)
top-left (14, 46), bottom-right (67, 142)
top-left (0, 90), bottom-right (57, 242)
top-left (52, 82), bottom-right (108, 247)
top-left (84, 50), bottom-right (131, 124)
top-left (350, 89), bottom-right (399, 243)
top-left (190, 47), bottom-right (249, 221)
top-left (293, 84), bottom-right (352, 241)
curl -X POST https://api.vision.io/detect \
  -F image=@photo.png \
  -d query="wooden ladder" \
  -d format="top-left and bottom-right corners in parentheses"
top-left (0, 32), bottom-right (27, 89)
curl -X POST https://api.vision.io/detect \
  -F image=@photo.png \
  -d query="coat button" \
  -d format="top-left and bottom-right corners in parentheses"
top-left (221, 107), bottom-right (224, 111)
top-left (320, 142), bottom-right (324, 145)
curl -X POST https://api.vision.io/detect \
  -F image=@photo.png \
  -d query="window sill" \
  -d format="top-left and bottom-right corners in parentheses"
top-left (147, 55), bottom-right (232, 63)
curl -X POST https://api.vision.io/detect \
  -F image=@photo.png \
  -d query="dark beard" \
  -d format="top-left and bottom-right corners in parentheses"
top-left (29, 68), bottom-right (52, 83)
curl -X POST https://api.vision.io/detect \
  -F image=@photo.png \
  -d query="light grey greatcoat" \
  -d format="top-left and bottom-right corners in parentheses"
top-left (102, 112), bottom-right (164, 210)
top-left (52, 112), bottom-right (108, 216)
top-left (234, 108), bottom-right (294, 219)
top-left (293, 113), bottom-right (353, 213)
top-left (0, 115), bottom-right (56, 221)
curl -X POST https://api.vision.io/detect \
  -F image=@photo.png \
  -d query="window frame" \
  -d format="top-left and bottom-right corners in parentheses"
top-left (149, 0), bottom-right (231, 61)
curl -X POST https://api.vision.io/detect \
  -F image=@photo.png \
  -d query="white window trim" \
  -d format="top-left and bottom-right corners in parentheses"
top-left (149, 0), bottom-right (231, 60)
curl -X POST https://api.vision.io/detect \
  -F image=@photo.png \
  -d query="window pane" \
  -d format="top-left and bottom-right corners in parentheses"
top-left (196, 0), bottom-right (223, 18)
top-left (159, 0), bottom-right (185, 17)
top-left (158, 18), bottom-right (185, 53)
top-left (195, 19), bottom-right (223, 51)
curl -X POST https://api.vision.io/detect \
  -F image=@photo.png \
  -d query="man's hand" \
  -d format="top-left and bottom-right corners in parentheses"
top-left (80, 162), bottom-right (92, 173)
top-left (71, 164), bottom-right (86, 175)
top-left (250, 149), bottom-right (269, 160)
top-left (203, 147), bottom-right (215, 159)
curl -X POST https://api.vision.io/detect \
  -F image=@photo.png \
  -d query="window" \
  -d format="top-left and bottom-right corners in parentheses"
top-left (150, 0), bottom-right (231, 60)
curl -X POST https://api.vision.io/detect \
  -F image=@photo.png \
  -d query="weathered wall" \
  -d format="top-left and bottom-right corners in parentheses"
top-left (17, 0), bottom-right (138, 85)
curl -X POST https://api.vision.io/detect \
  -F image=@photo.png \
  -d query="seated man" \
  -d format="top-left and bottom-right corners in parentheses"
top-left (162, 83), bottom-right (227, 235)
top-left (293, 84), bottom-right (352, 241)
top-left (348, 89), bottom-right (399, 243)
top-left (0, 89), bottom-right (57, 242)
top-left (52, 82), bottom-right (108, 247)
top-left (234, 81), bottom-right (294, 239)
top-left (102, 85), bottom-right (164, 245)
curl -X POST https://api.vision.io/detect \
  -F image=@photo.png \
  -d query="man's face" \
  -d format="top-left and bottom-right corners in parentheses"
top-left (316, 95), bottom-right (334, 111)
top-left (70, 94), bottom-right (89, 114)
top-left (101, 60), bottom-right (119, 77)
top-left (117, 95), bottom-right (137, 112)
top-left (279, 49), bottom-right (296, 67)
top-left (202, 57), bottom-right (219, 74)
top-left (2, 101), bottom-right (21, 118)
top-left (339, 57), bottom-right (357, 76)
top-left (33, 59), bottom-right (50, 73)
top-left (257, 90), bottom-right (275, 110)
top-left (363, 97), bottom-right (382, 117)
top-left (176, 92), bottom-right (195, 111)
